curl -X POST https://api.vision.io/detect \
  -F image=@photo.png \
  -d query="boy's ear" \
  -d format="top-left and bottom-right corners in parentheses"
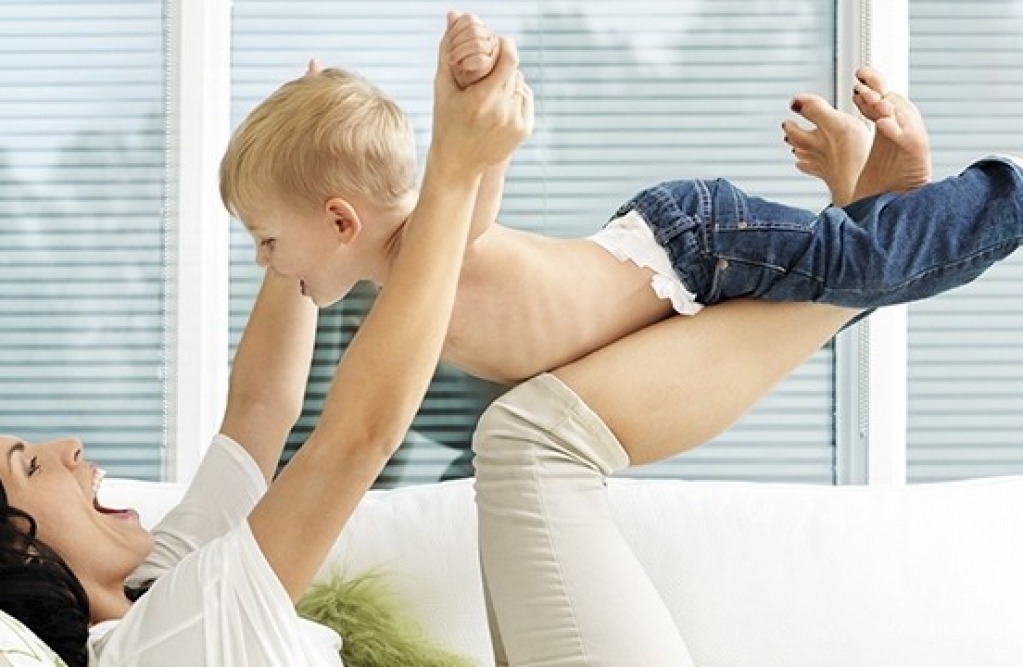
top-left (324, 197), bottom-right (361, 244)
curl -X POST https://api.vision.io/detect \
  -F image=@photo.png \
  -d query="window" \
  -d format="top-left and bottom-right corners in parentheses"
top-left (906, 0), bottom-right (1023, 481)
top-left (0, 0), bottom-right (167, 478)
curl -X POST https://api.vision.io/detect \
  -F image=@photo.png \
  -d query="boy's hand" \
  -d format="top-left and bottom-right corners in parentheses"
top-left (432, 26), bottom-right (533, 177)
top-left (445, 10), bottom-right (500, 89)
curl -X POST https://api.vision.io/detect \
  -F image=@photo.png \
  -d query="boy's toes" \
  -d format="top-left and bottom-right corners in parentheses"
top-left (854, 66), bottom-right (888, 96)
top-left (852, 66), bottom-right (895, 121)
top-left (791, 150), bottom-right (823, 177)
top-left (790, 93), bottom-right (844, 130)
top-left (852, 82), bottom-right (893, 121)
top-left (781, 119), bottom-right (816, 150)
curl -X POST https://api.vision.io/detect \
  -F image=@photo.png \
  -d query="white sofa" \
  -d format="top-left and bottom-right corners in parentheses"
top-left (5, 476), bottom-right (1023, 665)
top-left (95, 474), bottom-right (1023, 666)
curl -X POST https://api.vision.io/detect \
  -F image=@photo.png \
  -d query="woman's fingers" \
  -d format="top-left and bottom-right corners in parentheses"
top-left (516, 75), bottom-right (535, 137)
top-left (485, 35), bottom-right (520, 87)
top-left (483, 38), bottom-right (531, 141)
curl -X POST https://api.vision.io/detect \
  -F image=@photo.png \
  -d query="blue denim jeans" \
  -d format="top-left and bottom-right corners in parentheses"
top-left (615, 156), bottom-right (1023, 309)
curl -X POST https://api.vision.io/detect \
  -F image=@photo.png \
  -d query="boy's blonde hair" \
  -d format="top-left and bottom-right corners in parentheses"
top-left (220, 67), bottom-right (417, 222)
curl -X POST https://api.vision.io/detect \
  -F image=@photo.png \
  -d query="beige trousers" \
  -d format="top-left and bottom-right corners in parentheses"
top-left (473, 373), bottom-right (696, 666)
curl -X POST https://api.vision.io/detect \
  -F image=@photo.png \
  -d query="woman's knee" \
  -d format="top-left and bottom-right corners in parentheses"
top-left (472, 382), bottom-right (545, 482)
top-left (472, 374), bottom-right (629, 483)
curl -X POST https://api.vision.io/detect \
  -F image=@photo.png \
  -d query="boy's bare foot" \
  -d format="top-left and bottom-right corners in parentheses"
top-left (782, 93), bottom-right (871, 206)
top-left (850, 66), bottom-right (932, 202)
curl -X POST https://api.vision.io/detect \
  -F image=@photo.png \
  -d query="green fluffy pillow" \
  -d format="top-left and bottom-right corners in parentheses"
top-left (297, 571), bottom-right (475, 667)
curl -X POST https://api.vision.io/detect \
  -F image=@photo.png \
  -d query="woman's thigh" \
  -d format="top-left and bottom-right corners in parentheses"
top-left (552, 299), bottom-right (856, 465)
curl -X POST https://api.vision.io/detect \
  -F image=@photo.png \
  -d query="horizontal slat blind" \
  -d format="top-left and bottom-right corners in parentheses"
top-left (230, 0), bottom-right (838, 486)
top-left (0, 1), bottom-right (166, 479)
top-left (907, 0), bottom-right (1023, 481)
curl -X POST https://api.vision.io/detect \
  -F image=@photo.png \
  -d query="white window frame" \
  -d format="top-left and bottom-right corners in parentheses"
top-left (166, 0), bottom-right (914, 485)
top-left (835, 0), bottom-right (911, 486)
top-left (165, 0), bottom-right (232, 481)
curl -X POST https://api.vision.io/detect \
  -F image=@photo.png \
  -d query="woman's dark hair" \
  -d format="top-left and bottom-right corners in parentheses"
top-left (0, 480), bottom-right (90, 667)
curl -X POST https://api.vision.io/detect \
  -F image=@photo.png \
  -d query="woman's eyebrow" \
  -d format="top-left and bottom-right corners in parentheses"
top-left (4, 441), bottom-right (25, 472)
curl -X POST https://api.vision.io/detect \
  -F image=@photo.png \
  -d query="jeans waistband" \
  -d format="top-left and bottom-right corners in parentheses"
top-left (613, 178), bottom-right (753, 297)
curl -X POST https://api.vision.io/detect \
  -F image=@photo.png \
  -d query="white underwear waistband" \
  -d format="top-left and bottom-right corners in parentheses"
top-left (589, 210), bottom-right (702, 316)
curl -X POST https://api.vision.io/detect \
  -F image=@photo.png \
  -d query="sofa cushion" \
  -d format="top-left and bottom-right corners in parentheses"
top-left (320, 480), bottom-right (486, 662)
top-left (328, 476), bottom-right (1023, 666)
top-left (109, 474), bottom-right (1023, 666)
top-left (0, 610), bottom-right (67, 666)
top-left (610, 476), bottom-right (1023, 666)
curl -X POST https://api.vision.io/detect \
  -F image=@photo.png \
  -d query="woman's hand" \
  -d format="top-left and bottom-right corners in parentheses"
top-left (430, 21), bottom-right (533, 178)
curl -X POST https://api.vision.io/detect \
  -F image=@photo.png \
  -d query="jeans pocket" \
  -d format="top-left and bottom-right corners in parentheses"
top-left (708, 227), bottom-right (826, 303)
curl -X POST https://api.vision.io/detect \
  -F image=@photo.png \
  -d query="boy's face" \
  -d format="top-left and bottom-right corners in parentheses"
top-left (244, 203), bottom-right (364, 307)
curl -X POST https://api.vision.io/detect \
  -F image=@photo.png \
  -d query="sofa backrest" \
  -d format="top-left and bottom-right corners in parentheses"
top-left (328, 476), bottom-right (1023, 666)
top-left (102, 474), bottom-right (1023, 666)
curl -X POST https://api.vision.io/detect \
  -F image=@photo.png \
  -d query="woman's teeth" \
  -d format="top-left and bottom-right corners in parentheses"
top-left (93, 468), bottom-right (106, 498)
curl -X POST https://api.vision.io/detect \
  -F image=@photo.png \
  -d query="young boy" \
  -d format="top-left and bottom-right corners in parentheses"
top-left (219, 12), bottom-right (1023, 385)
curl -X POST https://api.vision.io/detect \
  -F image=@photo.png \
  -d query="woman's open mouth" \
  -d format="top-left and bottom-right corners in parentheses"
top-left (91, 468), bottom-right (140, 520)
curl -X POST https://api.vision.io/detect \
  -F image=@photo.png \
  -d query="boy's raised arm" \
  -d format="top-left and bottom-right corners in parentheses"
top-left (445, 11), bottom-right (517, 243)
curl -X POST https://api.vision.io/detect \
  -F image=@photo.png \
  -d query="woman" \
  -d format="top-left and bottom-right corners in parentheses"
top-left (0, 21), bottom-right (532, 667)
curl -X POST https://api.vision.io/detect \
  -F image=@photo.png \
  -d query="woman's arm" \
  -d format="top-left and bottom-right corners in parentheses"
top-left (219, 269), bottom-right (317, 482)
top-left (128, 270), bottom-right (317, 581)
top-left (249, 30), bottom-right (533, 602)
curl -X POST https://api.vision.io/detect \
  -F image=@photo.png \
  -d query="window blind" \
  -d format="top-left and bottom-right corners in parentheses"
top-left (906, 0), bottom-right (1023, 481)
top-left (229, 0), bottom-right (838, 486)
top-left (0, 1), bottom-right (166, 479)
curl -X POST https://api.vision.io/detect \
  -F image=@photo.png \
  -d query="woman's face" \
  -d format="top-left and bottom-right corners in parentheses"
top-left (0, 434), bottom-right (153, 589)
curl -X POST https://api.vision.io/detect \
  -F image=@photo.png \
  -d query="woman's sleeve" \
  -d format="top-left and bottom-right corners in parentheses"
top-left (89, 522), bottom-right (343, 666)
top-left (127, 433), bottom-right (268, 588)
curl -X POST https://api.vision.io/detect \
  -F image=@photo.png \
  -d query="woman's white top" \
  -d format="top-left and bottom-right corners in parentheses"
top-left (87, 434), bottom-right (343, 666)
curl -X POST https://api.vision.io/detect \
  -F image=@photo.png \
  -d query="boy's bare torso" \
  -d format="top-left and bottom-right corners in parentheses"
top-left (443, 225), bottom-right (675, 384)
